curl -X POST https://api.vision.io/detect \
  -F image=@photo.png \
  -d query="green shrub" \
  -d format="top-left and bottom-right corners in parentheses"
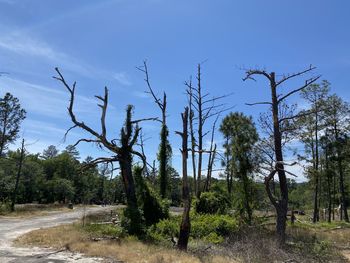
top-left (312, 240), bottom-right (332, 257)
top-left (148, 213), bottom-right (238, 244)
top-left (201, 232), bottom-right (224, 244)
top-left (147, 216), bottom-right (179, 242)
top-left (83, 223), bottom-right (124, 237)
top-left (0, 202), bottom-right (11, 214)
top-left (195, 191), bottom-right (231, 214)
top-left (191, 213), bottom-right (238, 241)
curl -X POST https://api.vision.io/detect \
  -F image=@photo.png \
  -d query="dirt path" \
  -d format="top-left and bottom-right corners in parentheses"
top-left (0, 206), bottom-right (117, 263)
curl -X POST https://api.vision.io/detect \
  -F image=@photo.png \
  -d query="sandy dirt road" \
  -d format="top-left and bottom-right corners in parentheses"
top-left (0, 206), bottom-right (116, 263)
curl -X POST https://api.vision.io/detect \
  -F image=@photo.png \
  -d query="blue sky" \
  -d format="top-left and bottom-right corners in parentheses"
top-left (0, 0), bottom-right (349, 181)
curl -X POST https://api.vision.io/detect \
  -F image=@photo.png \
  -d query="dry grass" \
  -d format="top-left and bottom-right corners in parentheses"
top-left (214, 226), bottom-right (348, 263)
top-left (14, 209), bottom-right (350, 263)
top-left (290, 214), bottom-right (350, 248)
top-left (0, 203), bottom-right (74, 218)
top-left (15, 222), bottom-right (348, 263)
top-left (15, 224), bottom-right (240, 263)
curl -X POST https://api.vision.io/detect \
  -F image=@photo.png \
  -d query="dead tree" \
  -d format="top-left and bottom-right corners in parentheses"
top-left (187, 79), bottom-right (198, 196)
top-left (138, 130), bottom-right (156, 179)
top-left (54, 68), bottom-right (157, 234)
top-left (176, 107), bottom-right (191, 250)
top-left (243, 65), bottom-right (320, 244)
top-left (10, 138), bottom-right (25, 212)
top-left (219, 134), bottom-right (234, 194)
top-left (204, 115), bottom-right (219, 192)
top-left (186, 64), bottom-right (231, 198)
top-left (137, 61), bottom-right (171, 198)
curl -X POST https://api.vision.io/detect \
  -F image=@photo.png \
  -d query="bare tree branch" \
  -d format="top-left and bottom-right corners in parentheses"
top-left (246, 102), bottom-right (272, 106)
top-left (276, 65), bottom-right (316, 86)
top-left (72, 138), bottom-right (101, 147)
top-left (277, 76), bottom-right (321, 103)
top-left (54, 68), bottom-right (118, 153)
top-left (95, 86), bottom-right (108, 137)
top-left (136, 60), bottom-right (164, 111)
top-left (278, 109), bottom-right (315, 123)
top-left (242, 69), bottom-right (271, 82)
top-left (131, 117), bottom-right (160, 124)
top-left (264, 170), bottom-right (278, 208)
top-left (202, 93), bottom-right (234, 105)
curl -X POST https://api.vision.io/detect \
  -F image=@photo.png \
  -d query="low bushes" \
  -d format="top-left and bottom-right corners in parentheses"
top-left (148, 213), bottom-right (238, 244)
top-left (195, 192), bottom-right (231, 215)
top-left (83, 223), bottom-right (124, 238)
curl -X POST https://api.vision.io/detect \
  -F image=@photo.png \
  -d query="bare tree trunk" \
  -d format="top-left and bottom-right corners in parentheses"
top-left (271, 178), bottom-right (276, 196)
top-left (188, 85), bottom-right (197, 196)
top-left (242, 171), bottom-right (252, 224)
top-left (318, 171), bottom-right (322, 220)
top-left (335, 126), bottom-right (349, 222)
top-left (0, 114), bottom-right (8, 157)
top-left (311, 131), bottom-right (319, 223)
top-left (270, 74), bottom-right (288, 244)
top-left (204, 116), bottom-right (218, 192)
top-left (332, 171), bottom-right (336, 221)
top-left (197, 65), bottom-right (203, 198)
top-left (177, 107), bottom-right (191, 251)
top-left (310, 134), bottom-right (319, 223)
top-left (313, 174), bottom-right (319, 223)
top-left (11, 139), bottom-right (25, 212)
top-left (224, 136), bottom-right (233, 194)
top-left (338, 159), bottom-right (348, 221)
top-left (326, 151), bottom-right (332, 223)
top-left (205, 144), bottom-right (216, 192)
top-left (314, 108), bottom-right (320, 222)
top-left (243, 66), bottom-right (320, 245)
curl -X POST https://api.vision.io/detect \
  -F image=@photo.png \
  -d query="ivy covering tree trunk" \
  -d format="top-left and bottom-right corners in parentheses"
top-left (137, 61), bottom-right (172, 199)
top-left (176, 107), bottom-right (191, 251)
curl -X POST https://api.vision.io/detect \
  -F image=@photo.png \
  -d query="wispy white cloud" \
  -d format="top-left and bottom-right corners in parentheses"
top-left (24, 120), bottom-right (68, 136)
top-left (22, 119), bottom-right (82, 139)
top-left (0, 33), bottom-right (64, 60)
top-left (0, 32), bottom-right (107, 78)
top-left (0, 77), bottom-right (101, 119)
top-left (113, 72), bottom-right (132, 86)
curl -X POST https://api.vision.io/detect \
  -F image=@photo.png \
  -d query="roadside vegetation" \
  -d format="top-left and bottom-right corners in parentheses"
top-left (16, 207), bottom-right (348, 263)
